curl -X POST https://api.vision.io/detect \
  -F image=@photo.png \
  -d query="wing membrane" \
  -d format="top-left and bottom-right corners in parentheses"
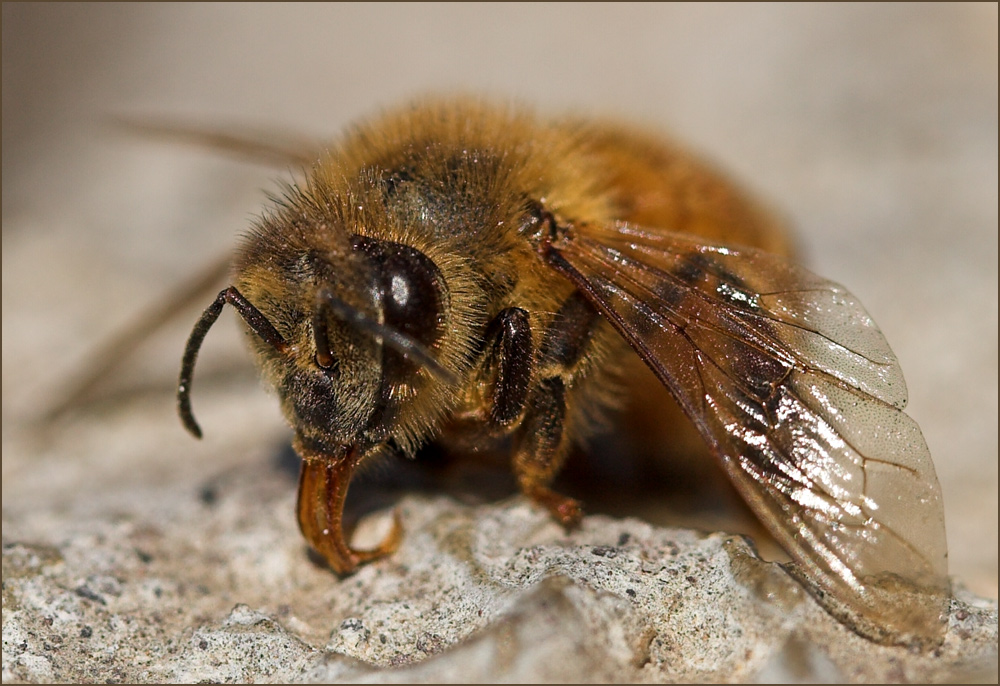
top-left (545, 221), bottom-right (949, 645)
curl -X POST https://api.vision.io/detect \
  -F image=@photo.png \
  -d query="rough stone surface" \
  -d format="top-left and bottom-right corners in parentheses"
top-left (2, 459), bottom-right (997, 682)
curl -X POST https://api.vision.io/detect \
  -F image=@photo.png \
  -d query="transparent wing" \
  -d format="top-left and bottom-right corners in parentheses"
top-left (543, 221), bottom-right (949, 646)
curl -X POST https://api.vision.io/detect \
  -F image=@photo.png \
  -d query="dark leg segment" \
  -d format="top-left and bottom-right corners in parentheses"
top-left (490, 292), bottom-right (601, 527)
top-left (486, 307), bottom-right (533, 426)
top-left (513, 377), bottom-right (583, 525)
top-left (539, 291), bottom-right (599, 371)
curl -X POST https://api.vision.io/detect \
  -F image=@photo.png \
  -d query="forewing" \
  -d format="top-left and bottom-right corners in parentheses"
top-left (544, 221), bottom-right (949, 645)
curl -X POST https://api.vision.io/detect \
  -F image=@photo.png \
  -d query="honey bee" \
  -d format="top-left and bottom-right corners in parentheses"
top-left (176, 99), bottom-right (949, 647)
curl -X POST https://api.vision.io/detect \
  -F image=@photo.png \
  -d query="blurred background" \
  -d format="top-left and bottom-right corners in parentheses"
top-left (3, 3), bottom-right (996, 599)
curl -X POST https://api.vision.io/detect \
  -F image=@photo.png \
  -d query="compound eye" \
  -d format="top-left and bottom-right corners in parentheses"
top-left (352, 236), bottom-right (446, 348)
top-left (382, 252), bottom-right (444, 344)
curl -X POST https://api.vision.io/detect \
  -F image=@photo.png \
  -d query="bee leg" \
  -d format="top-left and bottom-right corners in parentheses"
top-left (480, 309), bottom-right (578, 523)
top-left (511, 292), bottom-right (601, 526)
top-left (485, 307), bottom-right (533, 426)
top-left (513, 376), bottom-right (583, 526)
top-left (482, 296), bottom-right (598, 526)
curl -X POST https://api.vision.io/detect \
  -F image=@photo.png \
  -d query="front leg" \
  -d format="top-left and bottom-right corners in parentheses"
top-left (485, 307), bottom-right (533, 426)
top-left (483, 294), bottom-right (600, 526)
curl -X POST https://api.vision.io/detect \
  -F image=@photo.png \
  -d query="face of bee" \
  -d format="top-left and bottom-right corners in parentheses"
top-left (232, 210), bottom-right (454, 460)
top-left (177, 99), bottom-right (950, 647)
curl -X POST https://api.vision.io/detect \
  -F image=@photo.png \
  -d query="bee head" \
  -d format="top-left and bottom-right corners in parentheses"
top-left (179, 209), bottom-right (461, 462)
top-left (176, 196), bottom-right (480, 575)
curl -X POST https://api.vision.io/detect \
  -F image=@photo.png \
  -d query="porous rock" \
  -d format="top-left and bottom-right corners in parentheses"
top-left (2, 458), bottom-right (996, 683)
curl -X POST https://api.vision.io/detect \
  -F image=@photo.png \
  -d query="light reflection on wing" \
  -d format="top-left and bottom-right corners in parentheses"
top-left (544, 221), bottom-right (949, 646)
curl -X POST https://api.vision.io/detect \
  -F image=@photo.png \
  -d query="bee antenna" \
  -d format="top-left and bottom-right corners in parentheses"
top-left (312, 298), bottom-right (337, 372)
top-left (317, 290), bottom-right (458, 385)
top-left (178, 287), bottom-right (288, 438)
